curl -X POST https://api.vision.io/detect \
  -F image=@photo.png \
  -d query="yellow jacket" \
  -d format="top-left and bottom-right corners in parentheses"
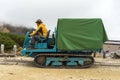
top-left (30, 23), bottom-right (48, 37)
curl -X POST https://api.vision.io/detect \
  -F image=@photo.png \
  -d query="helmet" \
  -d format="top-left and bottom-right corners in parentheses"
top-left (35, 19), bottom-right (42, 23)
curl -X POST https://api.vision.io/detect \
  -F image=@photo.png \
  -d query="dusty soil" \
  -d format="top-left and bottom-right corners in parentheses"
top-left (0, 56), bottom-right (120, 80)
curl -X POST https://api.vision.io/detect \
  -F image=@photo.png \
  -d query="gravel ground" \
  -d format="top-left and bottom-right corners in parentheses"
top-left (0, 56), bottom-right (120, 80)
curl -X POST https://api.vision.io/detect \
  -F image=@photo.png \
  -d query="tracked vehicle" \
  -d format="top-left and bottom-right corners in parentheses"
top-left (21, 18), bottom-right (108, 68)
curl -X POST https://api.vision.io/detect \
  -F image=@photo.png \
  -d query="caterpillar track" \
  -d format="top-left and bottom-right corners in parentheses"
top-left (34, 53), bottom-right (94, 68)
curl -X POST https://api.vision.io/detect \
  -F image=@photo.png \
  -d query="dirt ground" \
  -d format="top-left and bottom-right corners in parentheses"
top-left (0, 56), bottom-right (120, 80)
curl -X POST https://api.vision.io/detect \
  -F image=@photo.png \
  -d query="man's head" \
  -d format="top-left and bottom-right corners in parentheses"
top-left (35, 19), bottom-right (42, 24)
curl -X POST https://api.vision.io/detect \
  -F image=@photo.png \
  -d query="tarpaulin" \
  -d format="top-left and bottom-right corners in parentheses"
top-left (56, 18), bottom-right (108, 50)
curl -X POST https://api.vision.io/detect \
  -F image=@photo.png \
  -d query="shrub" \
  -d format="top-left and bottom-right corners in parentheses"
top-left (0, 32), bottom-right (25, 50)
top-left (0, 35), bottom-right (18, 50)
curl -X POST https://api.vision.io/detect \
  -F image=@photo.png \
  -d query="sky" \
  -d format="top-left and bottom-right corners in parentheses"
top-left (0, 0), bottom-right (120, 40)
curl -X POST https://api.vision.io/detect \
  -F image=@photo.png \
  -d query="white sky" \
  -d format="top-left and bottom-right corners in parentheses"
top-left (0, 0), bottom-right (120, 40)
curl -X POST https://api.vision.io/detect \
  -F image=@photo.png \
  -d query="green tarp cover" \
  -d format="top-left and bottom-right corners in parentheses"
top-left (56, 18), bottom-right (108, 50)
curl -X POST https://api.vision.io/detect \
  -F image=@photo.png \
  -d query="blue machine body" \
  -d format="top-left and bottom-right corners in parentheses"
top-left (22, 29), bottom-right (57, 57)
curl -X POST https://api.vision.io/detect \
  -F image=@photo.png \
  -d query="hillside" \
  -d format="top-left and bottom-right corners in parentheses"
top-left (0, 26), bottom-right (10, 33)
top-left (0, 23), bottom-right (34, 35)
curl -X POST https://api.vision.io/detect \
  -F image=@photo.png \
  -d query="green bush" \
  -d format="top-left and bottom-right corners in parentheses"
top-left (0, 35), bottom-right (18, 50)
top-left (5, 33), bottom-right (25, 47)
top-left (0, 32), bottom-right (25, 50)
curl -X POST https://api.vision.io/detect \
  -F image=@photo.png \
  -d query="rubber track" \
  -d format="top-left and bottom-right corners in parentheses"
top-left (34, 53), bottom-right (94, 68)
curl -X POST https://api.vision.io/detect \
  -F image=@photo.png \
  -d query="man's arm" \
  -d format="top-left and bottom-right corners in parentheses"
top-left (30, 26), bottom-right (41, 36)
